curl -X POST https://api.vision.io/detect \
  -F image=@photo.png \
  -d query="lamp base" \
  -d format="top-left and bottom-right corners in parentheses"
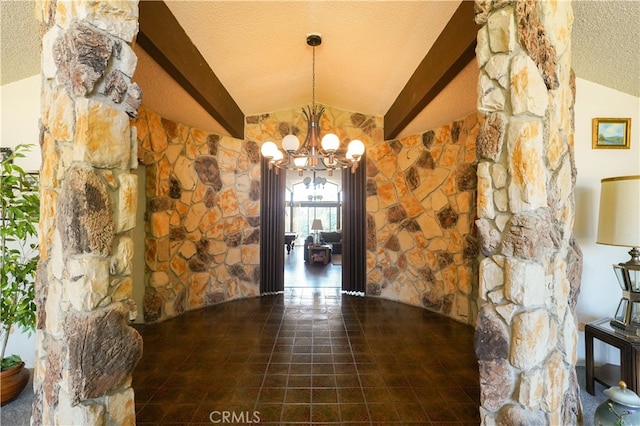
top-left (609, 319), bottom-right (640, 338)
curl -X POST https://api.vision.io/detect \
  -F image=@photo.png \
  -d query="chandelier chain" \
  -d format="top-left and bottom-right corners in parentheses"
top-left (312, 45), bottom-right (316, 108)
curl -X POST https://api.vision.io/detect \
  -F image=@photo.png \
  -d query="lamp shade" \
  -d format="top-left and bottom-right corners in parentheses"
top-left (597, 176), bottom-right (640, 248)
top-left (311, 219), bottom-right (323, 231)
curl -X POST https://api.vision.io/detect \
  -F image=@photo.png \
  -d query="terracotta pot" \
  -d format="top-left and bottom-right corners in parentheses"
top-left (0, 361), bottom-right (29, 406)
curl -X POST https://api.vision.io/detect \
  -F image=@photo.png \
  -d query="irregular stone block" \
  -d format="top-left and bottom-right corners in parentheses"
top-left (75, 98), bottom-right (131, 169)
top-left (111, 236), bottom-right (134, 275)
top-left (56, 388), bottom-right (105, 425)
top-left (515, 0), bottom-right (559, 89)
top-left (476, 26), bottom-right (491, 68)
top-left (103, 70), bottom-right (129, 103)
top-left (477, 162), bottom-right (495, 220)
top-left (143, 291), bottom-right (162, 322)
top-left (42, 26), bottom-right (63, 79)
top-left (437, 205), bottom-right (459, 229)
top-left (456, 164), bottom-right (477, 191)
top-left (387, 204), bottom-right (408, 224)
top-left (116, 172), bottom-right (138, 233)
top-left (478, 73), bottom-right (506, 114)
top-left (58, 167), bottom-right (113, 257)
top-left (519, 368), bottom-right (544, 409)
top-left (173, 156), bottom-right (197, 191)
top-left (474, 1), bottom-right (491, 25)
top-left (475, 307), bottom-right (509, 361)
top-left (492, 163), bottom-right (508, 188)
top-left (65, 302), bottom-right (142, 404)
top-left (502, 210), bottom-right (558, 260)
top-left (422, 130), bottom-right (435, 149)
top-left (480, 257), bottom-right (504, 301)
top-left (510, 309), bottom-right (550, 370)
top-left (487, 6), bottom-right (516, 53)
top-left (64, 0), bottom-right (139, 42)
top-left (53, 22), bottom-right (113, 96)
top-left (510, 54), bottom-right (549, 117)
top-left (124, 83), bottom-right (142, 118)
top-left (485, 54), bottom-right (511, 89)
top-left (507, 119), bottom-right (547, 213)
top-left (366, 214), bottom-right (377, 251)
top-left (496, 404), bottom-right (546, 425)
top-left (194, 156), bottom-right (222, 190)
top-left (505, 258), bottom-right (545, 306)
top-left (479, 359), bottom-right (514, 412)
top-left (476, 218), bottom-right (501, 256)
top-left (477, 113), bottom-right (505, 161)
top-left (219, 188), bottom-right (240, 217)
top-left (66, 257), bottom-right (110, 311)
top-left (561, 367), bottom-right (582, 425)
top-left (421, 290), bottom-right (443, 312)
top-left (567, 238), bottom-right (583, 309)
top-left (105, 387), bottom-right (136, 425)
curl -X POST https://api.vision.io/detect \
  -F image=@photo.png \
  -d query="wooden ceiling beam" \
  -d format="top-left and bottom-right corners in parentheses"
top-left (384, 1), bottom-right (479, 140)
top-left (137, 1), bottom-right (244, 139)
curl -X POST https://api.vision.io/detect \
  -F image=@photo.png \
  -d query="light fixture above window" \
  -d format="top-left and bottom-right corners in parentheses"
top-left (260, 34), bottom-right (365, 176)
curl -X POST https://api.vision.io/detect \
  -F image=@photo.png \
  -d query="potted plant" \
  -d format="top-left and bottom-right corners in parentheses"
top-left (0, 144), bottom-right (39, 405)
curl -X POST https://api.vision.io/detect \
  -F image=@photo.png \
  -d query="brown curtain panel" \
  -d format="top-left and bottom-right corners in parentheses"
top-left (342, 153), bottom-right (367, 294)
top-left (260, 160), bottom-right (286, 294)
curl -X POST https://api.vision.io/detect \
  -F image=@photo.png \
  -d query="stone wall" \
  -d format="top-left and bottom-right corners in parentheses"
top-left (365, 113), bottom-right (481, 324)
top-left (34, 1), bottom-right (142, 424)
top-left (473, 1), bottom-right (582, 424)
top-left (134, 106), bottom-right (262, 323)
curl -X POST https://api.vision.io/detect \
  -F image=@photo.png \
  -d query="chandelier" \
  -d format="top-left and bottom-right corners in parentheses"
top-left (260, 34), bottom-right (365, 175)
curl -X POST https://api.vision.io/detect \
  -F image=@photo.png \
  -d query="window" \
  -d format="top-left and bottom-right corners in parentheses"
top-left (286, 180), bottom-right (341, 235)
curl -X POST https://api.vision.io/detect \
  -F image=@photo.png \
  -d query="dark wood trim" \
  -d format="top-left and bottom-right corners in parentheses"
top-left (138, 1), bottom-right (245, 139)
top-left (384, 1), bottom-right (479, 140)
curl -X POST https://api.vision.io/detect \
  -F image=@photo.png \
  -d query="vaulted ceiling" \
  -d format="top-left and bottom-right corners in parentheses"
top-left (2, 1), bottom-right (639, 141)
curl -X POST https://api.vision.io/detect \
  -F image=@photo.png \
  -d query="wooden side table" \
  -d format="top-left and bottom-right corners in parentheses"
top-left (585, 318), bottom-right (640, 395)
top-left (308, 245), bottom-right (331, 265)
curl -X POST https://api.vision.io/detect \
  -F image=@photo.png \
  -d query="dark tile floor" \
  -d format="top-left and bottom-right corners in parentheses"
top-left (133, 244), bottom-right (479, 424)
top-left (133, 291), bottom-right (480, 425)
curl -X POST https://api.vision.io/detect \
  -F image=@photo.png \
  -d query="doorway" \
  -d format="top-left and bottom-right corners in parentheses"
top-left (260, 154), bottom-right (367, 295)
top-left (284, 170), bottom-right (342, 289)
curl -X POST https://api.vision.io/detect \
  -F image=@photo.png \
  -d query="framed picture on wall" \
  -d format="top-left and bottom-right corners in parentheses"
top-left (592, 118), bottom-right (631, 149)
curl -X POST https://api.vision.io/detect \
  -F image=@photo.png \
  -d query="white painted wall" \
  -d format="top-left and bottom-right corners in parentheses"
top-left (0, 75), bottom-right (41, 367)
top-left (573, 78), bottom-right (640, 365)
top-left (0, 75), bottom-right (41, 171)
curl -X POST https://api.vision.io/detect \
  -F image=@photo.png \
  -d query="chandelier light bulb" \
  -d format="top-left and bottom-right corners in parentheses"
top-left (321, 133), bottom-right (340, 152)
top-left (348, 139), bottom-right (365, 157)
top-left (261, 141), bottom-right (278, 158)
top-left (282, 134), bottom-right (300, 152)
top-left (293, 157), bottom-right (307, 168)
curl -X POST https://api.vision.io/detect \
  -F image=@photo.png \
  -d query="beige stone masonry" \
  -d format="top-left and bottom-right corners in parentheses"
top-left (135, 106), bottom-right (261, 322)
top-left (34, 1), bottom-right (142, 423)
top-left (474, 1), bottom-right (581, 424)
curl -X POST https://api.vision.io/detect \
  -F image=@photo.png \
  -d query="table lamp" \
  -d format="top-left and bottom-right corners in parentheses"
top-left (596, 175), bottom-right (640, 333)
top-left (311, 219), bottom-right (323, 245)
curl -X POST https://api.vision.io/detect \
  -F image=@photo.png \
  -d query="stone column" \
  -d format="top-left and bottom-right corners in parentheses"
top-left (474, 1), bottom-right (582, 424)
top-left (34, 1), bottom-right (143, 424)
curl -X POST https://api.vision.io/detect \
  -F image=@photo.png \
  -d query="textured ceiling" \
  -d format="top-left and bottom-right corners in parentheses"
top-left (1, 1), bottom-right (639, 139)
